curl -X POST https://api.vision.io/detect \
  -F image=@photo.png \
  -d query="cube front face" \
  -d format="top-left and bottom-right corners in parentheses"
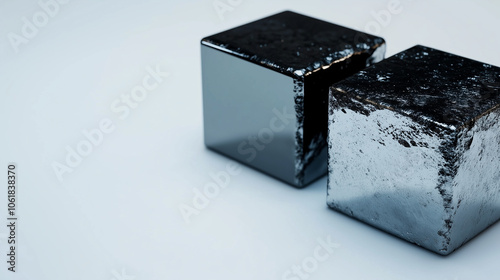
top-left (202, 44), bottom-right (298, 185)
top-left (327, 45), bottom-right (500, 255)
top-left (202, 11), bottom-right (385, 187)
top-left (327, 97), bottom-right (450, 252)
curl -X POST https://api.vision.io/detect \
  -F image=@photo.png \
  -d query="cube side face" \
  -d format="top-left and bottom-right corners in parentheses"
top-left (299, 45), bottom-right (387, 185)
top-left (201, 44), bottom-right (298, 185)
top-left (327, 91), bottom-right (452, 253)
top-left (448, 107), bottom-right (500, 253)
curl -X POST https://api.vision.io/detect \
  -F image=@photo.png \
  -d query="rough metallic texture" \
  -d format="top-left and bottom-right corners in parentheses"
top-left (202, 11), bottom-right (386, 187)
top-left (327, 45), bottom-right (500, 255)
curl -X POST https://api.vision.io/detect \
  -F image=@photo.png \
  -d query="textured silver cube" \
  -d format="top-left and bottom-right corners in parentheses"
top-left (202, 11), bottom-right (385, 187)
top-left (327, 45), bottom-right (500, 255)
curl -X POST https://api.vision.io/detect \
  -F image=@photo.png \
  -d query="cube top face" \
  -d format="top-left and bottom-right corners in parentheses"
top-left (331, 45), bottom-right (500, 130)
top-left (202, 10), bottom-right (385, 79)
top-left (328, 45), bottom-right (500, 255)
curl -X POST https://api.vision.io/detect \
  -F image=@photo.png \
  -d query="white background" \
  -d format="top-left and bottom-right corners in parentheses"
top-left (1, 0), bottom-right (500, 279)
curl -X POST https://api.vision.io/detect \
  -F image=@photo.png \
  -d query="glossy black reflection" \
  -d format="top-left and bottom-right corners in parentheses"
top-left (202, 11), bottom-right (386, 187)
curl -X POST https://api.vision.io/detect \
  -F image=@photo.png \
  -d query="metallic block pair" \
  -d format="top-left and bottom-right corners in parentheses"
top-left (201, 11), bottom-right (500, 255)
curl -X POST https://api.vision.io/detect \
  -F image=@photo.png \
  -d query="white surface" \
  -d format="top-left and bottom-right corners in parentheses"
top-left (1, 0), bottom-right (500, 279)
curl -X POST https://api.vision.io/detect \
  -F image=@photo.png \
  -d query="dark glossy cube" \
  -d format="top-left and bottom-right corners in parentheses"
top-left (327, 45), bottom-right (500, 255)
top-left (201, 11), bottom-right (386, 187)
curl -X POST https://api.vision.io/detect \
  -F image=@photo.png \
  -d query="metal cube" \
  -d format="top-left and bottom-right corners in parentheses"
top-left (327, 45), bottom-right (500, 255)
top-left (201, 11), bottom-right (385, 187)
